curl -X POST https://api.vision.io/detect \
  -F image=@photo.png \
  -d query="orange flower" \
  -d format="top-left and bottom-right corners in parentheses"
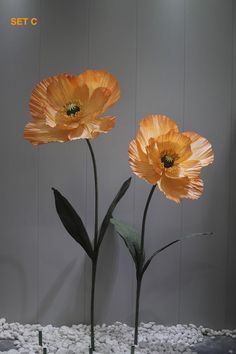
top-left (24, 70), bottom-right (120, 144)
top-left (129, 115), bottom-right (214, 203)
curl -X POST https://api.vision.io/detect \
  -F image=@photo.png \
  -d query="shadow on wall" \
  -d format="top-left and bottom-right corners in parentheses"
top-left (37, 225), bottom-right (119, 326)
top-left (0, 256), bottom-right (27, 322)
top-left (36, 258), bottom-right (84, 325)
top-left (85, 224), bottom-right (119, 325)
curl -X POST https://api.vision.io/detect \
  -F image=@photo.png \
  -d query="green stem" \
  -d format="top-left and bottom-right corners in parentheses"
top-left (90, 257), bottom-right (97, 351)
top-left (86, 139), bottom-right (99, 352)
top-left (141, 185), bottom-right (156, 252)
top-left (134, 184), bottom-right (156, 345)
top-left (134, 277), bottom-right (142, 345)
top-left (86, 139), bottom-right (98, 245)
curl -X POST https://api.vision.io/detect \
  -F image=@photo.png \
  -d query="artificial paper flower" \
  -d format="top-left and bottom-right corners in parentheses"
top-left (24, 70), bottom-right (120, 144)
top-left (129, 115), bottom-right (214, 203)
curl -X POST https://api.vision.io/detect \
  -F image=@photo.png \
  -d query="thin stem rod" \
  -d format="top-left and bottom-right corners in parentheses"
top-left (141, 185), bottom-right (156, 252)
top-left (134, 278), bottom-right (142, 345)
top-left (90, 258), bottom-right (97, 351)
top-left (86, 139), bottom-right (99, 352)
top-left (134, 184), bottom-right (156, 345)
top-left (86, 139), bottom-right (99, 246)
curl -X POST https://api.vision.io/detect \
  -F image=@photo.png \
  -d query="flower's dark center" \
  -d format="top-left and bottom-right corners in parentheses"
top-left (161, 154), bottom-right (175, 168)
top-left (66, 103), bottom-right (80, 116)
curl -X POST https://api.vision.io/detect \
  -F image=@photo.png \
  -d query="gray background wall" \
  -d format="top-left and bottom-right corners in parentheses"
top-left (0, 0), bottom-right (235, 329)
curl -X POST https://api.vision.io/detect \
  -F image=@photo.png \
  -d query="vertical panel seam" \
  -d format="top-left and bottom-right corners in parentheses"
top-left (225, 0), bottom-right (234, 328)
top-left (84, 0), bottom-right (92, 325)
top-left (36, 0), bottom-right (42, 324)
top-left (132, 0), bottom-right (138, 321)
top-left (178, 0), bottom-right (186, 324)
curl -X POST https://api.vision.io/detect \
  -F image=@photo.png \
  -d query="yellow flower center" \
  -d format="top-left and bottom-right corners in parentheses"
top-left (65, 102), bottom-right (80, 117)
top-left (161, 154), bottom-right (175, 168)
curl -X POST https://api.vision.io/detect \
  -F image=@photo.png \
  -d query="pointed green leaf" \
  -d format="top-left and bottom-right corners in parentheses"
top-left (52, 188), bottom-right (94, 259)
top-left (141, 231), bottom-right (213, 276)
top-left (97, 177), bottom-right (132, 250)
top-left (110, 218), bottom-right (144, 275)
top-left (141, 239), bottom-right (180, 276)
top-left (184, 232), bottom-right (213, 239)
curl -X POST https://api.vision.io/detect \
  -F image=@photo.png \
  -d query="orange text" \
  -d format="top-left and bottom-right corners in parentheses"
top-left (10, 18), bottom-right (38, 26)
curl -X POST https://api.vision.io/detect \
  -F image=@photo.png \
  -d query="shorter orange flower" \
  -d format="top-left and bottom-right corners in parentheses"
top-left (24, 70), bottom-right (120, 144)
top-left (129, 115), bottom-right (214, 203)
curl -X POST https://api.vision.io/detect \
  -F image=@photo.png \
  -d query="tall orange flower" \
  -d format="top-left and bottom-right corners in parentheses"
top-left (24, 70), bottom-right (120, 144)
top-left (129, 115), bottom-right (214, 203)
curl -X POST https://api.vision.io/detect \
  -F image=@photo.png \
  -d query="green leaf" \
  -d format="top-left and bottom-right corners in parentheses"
top-left (184, 231), bottom-right (213, 239)
top-left (141, 239), bottom-right (180, 276)
top-left (52, 188), bottom-right (94, 259)
top-left (141, 231), bottom-right (213, 276)
top-left (110, 218), bottom-right (144, 275)
top-left (97, 177), bottom-right (132, 250)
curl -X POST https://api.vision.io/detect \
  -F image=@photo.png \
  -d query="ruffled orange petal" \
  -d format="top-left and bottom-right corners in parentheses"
top-left (29, 76), bottom-right (56, 120)
top-left (47, 75), bottom-right (76, 110)
top-left (77, 70), bottom-right (120, 113)
top-left (68, 116), bottom-right (116, 141)
top-left (138, 115), bottom-right (179, 148)
top-left (129, 137), bottom-right (150, 162)
top-left (85, 87), bottom-right (111, 116)
top-left (157, 131), bottom-right (192, 163)
top-left (146, 138), bottom-right (163, 174)
top-left (44, 105), bottom-right (57, 127)
top-left (86, 116), bottom-right (116, 134)
top-left (158, 174), bottom-right (204, 203)
top-left (183, 132), bottom-right (214, 167)
top-left (129, 139), bottom-right (161, 184)
top-left (165, 160), bottom-right (202, 179)
top-left (24, 121), bottom-right (69, 145)
top-left (67, 124), bottom-right (96, 140)
top-left (72, 83), bottom-right (89, 104)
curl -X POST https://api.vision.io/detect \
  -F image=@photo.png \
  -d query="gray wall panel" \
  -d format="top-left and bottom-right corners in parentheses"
top-left (180, 0), bottom-right (232, 328)
top-left (136, 0), bottom-right (185, 324)
top-left (0, 0), bottom-right (40, 323)
top-left (86, 0), bottom-right (136, 324)
top-left (226, 0), bottom-right (236, 329)
top-left (38, 0), bottom-right (89, 325)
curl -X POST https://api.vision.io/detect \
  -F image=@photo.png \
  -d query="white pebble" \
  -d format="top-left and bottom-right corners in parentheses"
top-left (0, 317), bottom-right (234, 354)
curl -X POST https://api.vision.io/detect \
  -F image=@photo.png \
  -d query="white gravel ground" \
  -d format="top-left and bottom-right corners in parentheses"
top-left (0, 318), bottom-right (235, 354)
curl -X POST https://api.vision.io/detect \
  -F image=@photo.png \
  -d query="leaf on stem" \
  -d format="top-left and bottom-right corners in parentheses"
top-left (110, 218), bottom-right (144, 275)
top-left (97, 177), bottom-right (132, 250)
top-left (52, 188), bottom-right (94, 259)
top-left (141, 239), bottom-right (180, 276)
top-left (141, 231), bottom-right (213, 276)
